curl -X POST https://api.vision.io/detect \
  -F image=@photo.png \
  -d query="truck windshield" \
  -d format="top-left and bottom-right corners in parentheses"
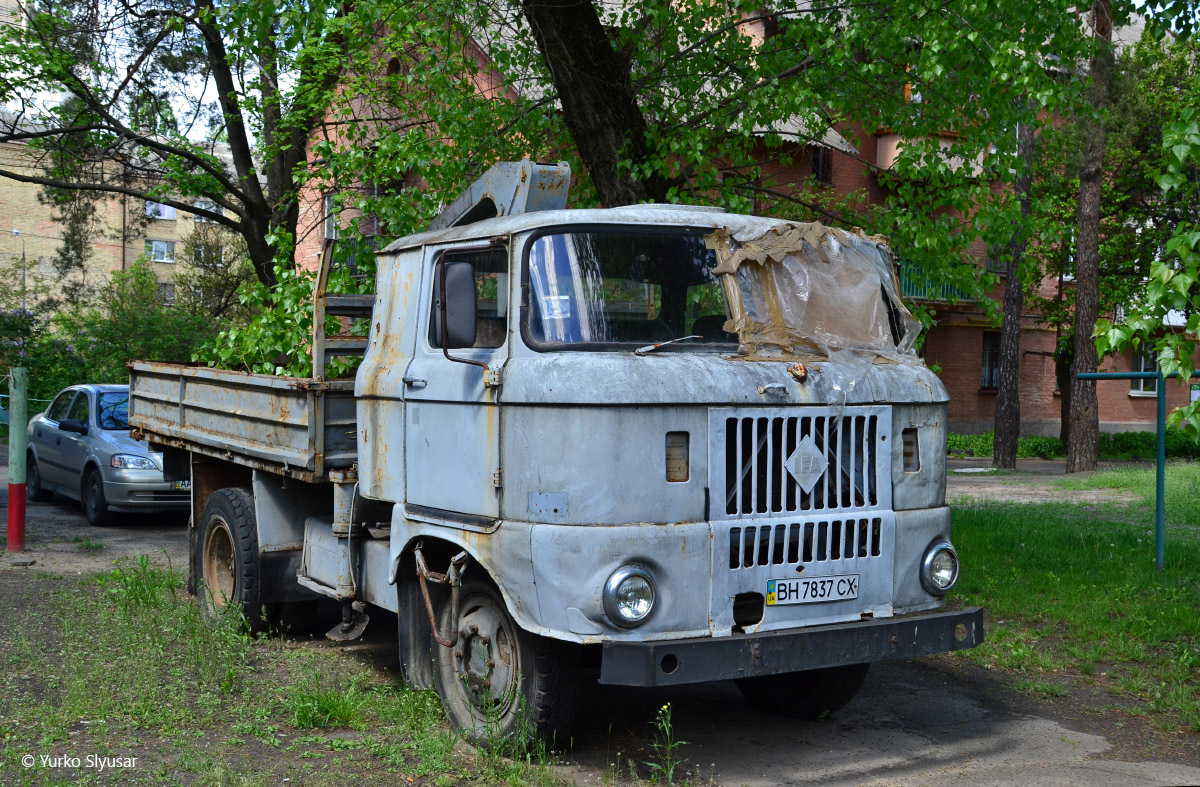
top-left (524, 230), bottom-right (734, 349)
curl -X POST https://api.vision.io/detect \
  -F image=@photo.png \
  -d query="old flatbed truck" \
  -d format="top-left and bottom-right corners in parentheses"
top-left (129, 160), bottom-right (982, 743)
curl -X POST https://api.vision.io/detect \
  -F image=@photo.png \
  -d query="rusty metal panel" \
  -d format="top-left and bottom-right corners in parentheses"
top-left (426, 160), bottom-right (571, 232)
top-left (129, 361), bottom-right (356, 481)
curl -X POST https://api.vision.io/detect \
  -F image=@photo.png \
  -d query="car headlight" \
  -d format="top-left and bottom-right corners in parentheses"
top-left (603, 565), bottom-right (657, 627)
top-left (920, 540), bottom-right (960, 595)
top-left (111, 454), bottom-right (156, 470)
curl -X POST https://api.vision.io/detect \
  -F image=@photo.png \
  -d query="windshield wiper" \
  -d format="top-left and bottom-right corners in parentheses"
top-left (634, 335), bottom-right (704, 356)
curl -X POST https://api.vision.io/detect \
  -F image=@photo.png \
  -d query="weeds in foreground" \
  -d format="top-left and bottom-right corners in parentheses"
top-left (645, 702), bottom-right (689, 786)
top-left (287, 672), bottom-right (367, 729)
top-left (71, 536), bottom-right (106, 552)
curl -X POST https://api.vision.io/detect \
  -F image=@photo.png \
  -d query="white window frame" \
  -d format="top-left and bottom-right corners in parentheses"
top-left (1130, 350), bottom-right (1159, 397)
top-left (146, 201), bottom-right (177, 220)
top-left (145, 239), bottom-right (177, 263)
top-left (324, 193), bottom-right (339, 242)
top-left (192, 198), bottom-right (220, 223)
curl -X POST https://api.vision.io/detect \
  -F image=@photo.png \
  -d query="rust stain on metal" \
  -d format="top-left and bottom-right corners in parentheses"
top-left (788, 362), bottom-right (808, 382)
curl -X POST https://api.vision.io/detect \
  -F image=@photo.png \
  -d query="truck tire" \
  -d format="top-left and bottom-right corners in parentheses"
top-left (198, 487), bottom-right (267, 631)
top-left (735, 663), bottom-right (870, 721)
top-left (431, 575), bottom-right (575, 747)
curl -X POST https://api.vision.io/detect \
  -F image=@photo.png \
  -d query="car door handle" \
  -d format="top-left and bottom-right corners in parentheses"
top-left (55, 437), bottom-right (61, 446)
top-left (402, 376), bottom-right (427, 387)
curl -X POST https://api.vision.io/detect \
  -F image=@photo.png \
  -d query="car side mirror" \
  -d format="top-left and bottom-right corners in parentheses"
top-left (434, 260), bottom-right (477, 350)
top-left (59, 418), bottom-right (89, 436)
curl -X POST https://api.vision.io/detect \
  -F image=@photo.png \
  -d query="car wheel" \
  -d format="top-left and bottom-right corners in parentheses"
top-left (26, 452), bottom-right (52, 502)
top-left (735, 663), bottom-right (870, 721)
top-left (82, 469), bottom-right (114, 526)
top-left (197, 487), bottom-right (268, 631)
top-left (431, 576), bottom-right (575, 747)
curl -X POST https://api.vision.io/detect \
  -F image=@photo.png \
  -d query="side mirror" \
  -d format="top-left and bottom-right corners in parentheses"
top-left (59, 418), bottom-right (89, 436)
top-left (434, 260), bottom-right (477, 350)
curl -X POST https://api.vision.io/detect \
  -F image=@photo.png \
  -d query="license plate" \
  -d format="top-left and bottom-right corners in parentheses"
top-left (767, 575), bottom-right (859, 606)
top-left (173, 480), bottom-right (192, 491)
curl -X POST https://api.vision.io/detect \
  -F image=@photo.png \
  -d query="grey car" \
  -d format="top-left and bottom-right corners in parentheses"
top-left (26, 384), bottom-right (190, 526)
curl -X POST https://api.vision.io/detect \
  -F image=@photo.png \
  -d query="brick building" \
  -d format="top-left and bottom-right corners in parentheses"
top-left (0, 118), bottom-right (226, 309)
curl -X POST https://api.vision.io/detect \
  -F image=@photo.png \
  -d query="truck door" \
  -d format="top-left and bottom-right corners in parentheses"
top-left (402, 242), bottom-right (509, 519)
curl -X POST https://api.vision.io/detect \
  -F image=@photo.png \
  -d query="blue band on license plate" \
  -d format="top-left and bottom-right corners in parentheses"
top-left (766, 574), bottom-right (859, 605)
top-left (173, 480), bottom-right (192, 490)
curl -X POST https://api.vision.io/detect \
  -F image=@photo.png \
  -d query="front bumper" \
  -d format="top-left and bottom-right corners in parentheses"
top-left (599, 606), bottom-right (983, 686)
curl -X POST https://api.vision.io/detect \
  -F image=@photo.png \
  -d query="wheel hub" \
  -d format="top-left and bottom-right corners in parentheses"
top-left (203, 520), bottom-right (236, 608)
top-left (453, 600), bottom-right (517, 713)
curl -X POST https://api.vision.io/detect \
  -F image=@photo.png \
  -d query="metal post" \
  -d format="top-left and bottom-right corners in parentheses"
top-left (7, 367), bottom-right (27, 552)
top-left (1156, 374), bottom-right (1166, 570)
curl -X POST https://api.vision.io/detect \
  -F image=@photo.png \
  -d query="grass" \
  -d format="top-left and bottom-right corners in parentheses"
top-left (0, 554), bottom-right (565, 786)
top-left (952, 461), bottom-right (1200, 731)
top-left (71, 536), bottom-right (106, 552)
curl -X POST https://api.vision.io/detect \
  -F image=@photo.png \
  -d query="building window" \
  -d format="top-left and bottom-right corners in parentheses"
top-left (812, 146), bottom-right (832, 186)
top-left (985, 245), bottom-right (1007, 274)
top-left (324, 193), bottom-right (339, 242)
top-left (145, 239), bottom-right (176, 263)
top-left (981, 332), bottom-right (1001, 390)
top-left (192, 198), bottom-right (220, 223)
top-left (145, 201), bottom-right (177, 220)
top-left (1131, 350), bottom-right (1158, 394)
top-left (157, 282), bottom-right (176, 305)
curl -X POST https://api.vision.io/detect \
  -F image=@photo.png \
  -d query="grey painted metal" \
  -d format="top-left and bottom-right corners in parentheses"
top-left (128, 361), bottom-right (356, 482)
top-left (126, 169), bottom-right (977, 702)
top-left (598, 606), bottom-right (984, 687)
top-left (425, 159), bottom-right (571, 232)
top-left (7, 368), bottom-right (25, 486)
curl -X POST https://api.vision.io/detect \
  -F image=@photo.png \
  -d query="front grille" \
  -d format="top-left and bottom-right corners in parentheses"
top-left (728, 517), bottom-right (883, 569)
top-left (716, 408), bottom-right (887, 518)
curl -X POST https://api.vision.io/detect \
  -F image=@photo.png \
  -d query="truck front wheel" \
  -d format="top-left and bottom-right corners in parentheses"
top-left (735, 663), bottom-right (870, 720)
top-left (197, 488), bottom-right (267, 631)
top-left (431, 576), bottom-right (574, 747)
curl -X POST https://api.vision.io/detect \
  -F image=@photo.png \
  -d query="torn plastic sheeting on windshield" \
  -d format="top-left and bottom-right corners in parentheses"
top-left (704, 222), bottom-right (924, 412)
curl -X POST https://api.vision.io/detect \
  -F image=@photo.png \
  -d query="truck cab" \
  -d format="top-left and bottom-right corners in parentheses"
top-left (130, 160), bottom-right (981, 745)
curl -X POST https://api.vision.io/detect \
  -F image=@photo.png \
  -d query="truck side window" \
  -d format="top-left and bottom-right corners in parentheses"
top-left (430, 247), bottom-right (509, 349)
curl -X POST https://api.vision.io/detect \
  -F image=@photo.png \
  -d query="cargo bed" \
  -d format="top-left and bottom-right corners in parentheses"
top-left (128, 361), bottom-right (357, 482)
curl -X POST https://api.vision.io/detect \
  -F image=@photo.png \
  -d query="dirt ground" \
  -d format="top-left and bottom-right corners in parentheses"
top-left (945, 457), bottom-right (1141, 505)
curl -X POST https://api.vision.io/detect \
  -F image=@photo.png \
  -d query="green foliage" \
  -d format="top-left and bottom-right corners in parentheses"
top-left (193, 261), bottom-right (369, 378)
top-left (0, 307), bottom-right (86, 400)
top-left (947, 432), bottom-right (1064, 459)
top-left (55, 262), bottom-right (215, 384)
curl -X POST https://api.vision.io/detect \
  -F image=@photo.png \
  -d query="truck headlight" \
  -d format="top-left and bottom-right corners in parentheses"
top-left (111, 454), bottom-right (156, 470)
top-left (920, 540), bottom-right (959, 595)
top-left (603, 565), bottom-right (656, 627)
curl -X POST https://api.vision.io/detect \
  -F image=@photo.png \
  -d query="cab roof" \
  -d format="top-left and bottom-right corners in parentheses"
top-left (379, 204), bottom-right (789, 255)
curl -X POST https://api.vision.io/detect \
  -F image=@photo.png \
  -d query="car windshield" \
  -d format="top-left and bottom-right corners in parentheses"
top-left (98, 392), bottom-right (129, 430)
top-left (524, 230), bottom-right (734, 349)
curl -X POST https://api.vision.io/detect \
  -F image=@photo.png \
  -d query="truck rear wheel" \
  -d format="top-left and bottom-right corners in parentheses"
top-left (431, 576), bottom-right (574, 747)
top-left (735, 663), bottom-right (870, 720)
top-left (198, 488), bottom-right (267, 631)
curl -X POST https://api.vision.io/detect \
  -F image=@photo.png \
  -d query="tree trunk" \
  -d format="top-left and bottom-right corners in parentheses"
top-left (1057, 349), bottom-right (1072, 446)
top-left (520, 0), bottom-right (669, 206)
top-left (993, 111), bottom-right (1037, 469)
top-left (1066, 3), bottom-right (1113, 473)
